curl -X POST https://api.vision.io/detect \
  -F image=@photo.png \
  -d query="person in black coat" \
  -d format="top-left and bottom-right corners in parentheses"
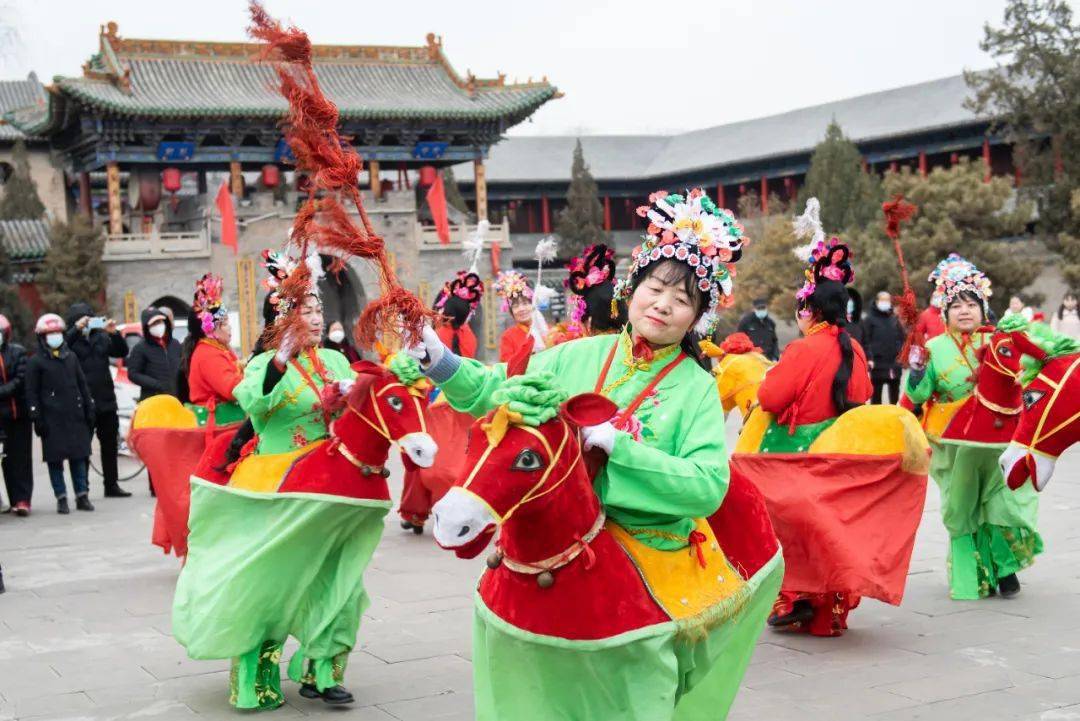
top-left (862, 290), bottom-right (906, 404)
top-left (65, 302), bottom-right (131, 498)
top-left (847, 288), bottom-right (865, 347)
top-left (736, 298), bottom-right (779, 361)
top-left (126, 307), bottom-right (182, 401)
top-left (322, 321), bottom-right (362, 364)
top-left (0, 313), bottom-right (32, 515)
top-left (25, 313), bottom-right (96, 514)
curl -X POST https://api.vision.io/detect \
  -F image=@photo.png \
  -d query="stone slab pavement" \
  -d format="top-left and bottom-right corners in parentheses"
top-left (2, 421), bottom-right (1080, 721)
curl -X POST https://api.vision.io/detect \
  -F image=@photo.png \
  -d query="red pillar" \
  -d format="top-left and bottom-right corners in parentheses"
top-left (783, 177), bottom-right (794, 200)
top-left (918, 151), bottom-right (928, 178)
top-left (603, 196), bottom-right (612, 231)
top-left (982, 139), bottom-right (991, 182)
top-left (950, 152), bottom-right (959, 166)
top-left (78, 172), bottom-right (92, 219)
top-left (716, 184), bottom-right (725, 209)
top-left (527, 202), bottom-right (537, 233)
top-left (541, 195), bottom-right (551, 234)
top-left (889, 161), bottom-right (898, 173)
top-left (1015, 166), bottom-right (1023, 188)
top-left (760, 176), bottom-right (768, 214)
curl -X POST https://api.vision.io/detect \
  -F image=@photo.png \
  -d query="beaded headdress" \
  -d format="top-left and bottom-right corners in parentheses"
top-left (260, 246), bottom-right (324, 321)
top-left (615, 188), bottom-right (746, 334)
top-left (434, 271), bottom-right (485, 319)
top-left (928, 253), bottom-right (991, 315)
top-left (564, 243), bottom-right (616, 324)
top-left (493, 270), bottom-right (533, 312)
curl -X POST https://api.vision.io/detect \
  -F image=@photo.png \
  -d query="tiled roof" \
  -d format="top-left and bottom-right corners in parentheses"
top-left (459, 74), bottom-right (986, 184)
top-left (0, 74), bottom-right (46, 141)
top-left (51, 23), bottom-right (558, 123)
top-left (0, 219), bottom-right (50, 262)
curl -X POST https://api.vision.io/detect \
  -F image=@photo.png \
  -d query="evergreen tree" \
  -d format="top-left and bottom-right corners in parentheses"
top-left (734, 209), bottom-right (805, 319)
top-left (0, 139), bottom-right (46, 220)
top-left (38, 216), bottom-right (107, 312)
top-left (442, 167), bottom-right (472, 218)
top-left (797, 121), bottom-right (882, 233)
top-left (0, 232), bottom-right (33, 346)
top-left (965, 0), bottom-right (1080, 234)
top-left (847, 160), bottom-right (1038, 315)
top-left (555, 140), bottom-right (608, 258)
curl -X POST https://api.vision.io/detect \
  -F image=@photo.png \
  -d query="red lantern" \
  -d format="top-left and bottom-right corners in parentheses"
top-left (162, 167), bottom-right (181, 193)
top-left (418, 165), bottom-right (437, 187)
top-left (138, 174), bottom-right (161, 212)
top-left (261, 164), bottom-right (280, 188)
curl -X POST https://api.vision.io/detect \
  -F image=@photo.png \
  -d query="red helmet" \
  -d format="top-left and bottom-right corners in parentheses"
top-left (35, 313), bottom-right (66, 335)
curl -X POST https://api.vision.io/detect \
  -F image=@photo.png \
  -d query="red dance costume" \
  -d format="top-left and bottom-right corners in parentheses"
top-left (499, 324), bottom-right (534, 362)
top-left (436, 324), bottom-right (478, 359)
top-left (758, 324), bottom-right (873, 636)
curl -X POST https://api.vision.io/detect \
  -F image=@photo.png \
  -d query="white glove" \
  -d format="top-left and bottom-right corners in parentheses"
top-left (337, 379), bottom-right (355, 395)
top-left (907, 345), bottom-right (927, 372)
top-left (405, 324), bottom-right (446, 369)
top-left (582, 422), bottom-right (617, 455)
top-left (274, 333), bottom-right (296, 367)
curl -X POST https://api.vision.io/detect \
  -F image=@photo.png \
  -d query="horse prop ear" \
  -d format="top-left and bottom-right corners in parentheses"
top-left (505, 335), bottom-right (534, 378)
top-left (560, 393), bottom-right (619, 428)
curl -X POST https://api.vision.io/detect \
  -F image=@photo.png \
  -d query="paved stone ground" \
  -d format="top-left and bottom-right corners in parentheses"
top-left (2, 423), bottom-right (1080, 721)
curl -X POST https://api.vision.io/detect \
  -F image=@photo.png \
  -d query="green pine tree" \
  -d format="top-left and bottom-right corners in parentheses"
top-left (847, 159), bottom-right (1038, 315)
top-left (0, 139), bottom-right (46, 220)
top-left (555, 140), bottom-right (608, 258)
top-left (797, 121), bottom-right (882, 233)
top-left (0, 232), bottom-right (33, 346)
top-left (38, 216), bottom-right (107, 312)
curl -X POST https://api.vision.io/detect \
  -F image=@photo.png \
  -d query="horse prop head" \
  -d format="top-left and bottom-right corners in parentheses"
top-left (431, 375), bottom-right (617, 561)
top-left (999, 331), bottom-right (1080, 492)
top-left (334, 358), bottom-right (437, 470)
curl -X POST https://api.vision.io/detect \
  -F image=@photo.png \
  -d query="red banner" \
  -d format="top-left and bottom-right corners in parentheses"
top-left (426, 174), bottom-right (450, 244)
top-left (215, 181), bottom-right (238, 254)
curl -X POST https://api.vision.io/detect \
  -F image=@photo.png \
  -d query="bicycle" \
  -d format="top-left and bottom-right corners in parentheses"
top-left (88, 411), bottom-right (146, 481)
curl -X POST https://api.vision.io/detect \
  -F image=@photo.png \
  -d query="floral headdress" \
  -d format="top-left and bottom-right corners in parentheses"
top-left (260, 246), bottom-right (324, 321)
top-left (792, 198), bottom-right (855, 318)
top-left (564, 243), bottom-right (616, 324)
top-left (615, 188), bottom-right (746, 335)
top-left (928, 253), bottom-right (992, 315)
top-left (192, 273), bottom-right (227, 334)
top-left (434, 271), bottom-right (485, 318)
top-left (493, 270), bottom-right (533, 312)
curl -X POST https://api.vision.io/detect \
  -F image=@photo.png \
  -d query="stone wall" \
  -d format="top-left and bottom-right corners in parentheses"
top-left (0, 144), bottom-right (66, 221)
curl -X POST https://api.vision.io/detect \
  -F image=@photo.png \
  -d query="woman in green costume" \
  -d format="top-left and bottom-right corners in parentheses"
top-left (173, 251), bottom-right (369, 710)
top-left (411, 189), bottom-right (783, 720)
top-left (905, 254), bottom-right (1042, 599)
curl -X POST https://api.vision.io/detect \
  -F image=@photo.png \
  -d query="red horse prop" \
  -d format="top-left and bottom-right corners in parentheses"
top-left (939, 327), bottom-right (1027, 445)
top-left (998, 334), bottom-right (1080, 492)
top-left (196, 361), bottom-right (436, 496)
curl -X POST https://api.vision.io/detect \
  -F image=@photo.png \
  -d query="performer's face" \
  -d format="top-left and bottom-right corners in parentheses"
top-left (298, 296), bottom-right (324, 347)
top-left (629, 266), bottom-right (698, 346)
top-left (510, 298), bottom-right (533, 324)
top-left (946, 298), bottom-right (981, 333)
top-left (213, 316), bottom-right (232, 345)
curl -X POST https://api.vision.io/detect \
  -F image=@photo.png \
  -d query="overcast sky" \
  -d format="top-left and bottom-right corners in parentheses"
top-left (1, 0), bottom-right (1020, 136)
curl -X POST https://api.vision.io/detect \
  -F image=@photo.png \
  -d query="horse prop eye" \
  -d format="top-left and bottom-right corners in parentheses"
top-left (387, 396), bottom-right (404, 412)
top-left (998, 345), bottom-right (1013, 358)
top-left (512, 449), bottom-right (545, 472)
top-left (1023, 389), bottom-right (1046, 409)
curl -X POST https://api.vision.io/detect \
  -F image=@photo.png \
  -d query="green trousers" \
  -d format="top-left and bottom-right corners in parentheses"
top-left (930, 442), bottom-right (1043, 600)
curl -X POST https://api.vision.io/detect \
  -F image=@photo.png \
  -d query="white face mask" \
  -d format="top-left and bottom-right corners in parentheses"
top-left (45, 332), bottom-right (63, 349)
top-left (327, 329), bottom-right (346, 344)
top-left (148, 323), bottom-right (167, 339)
top-left (876, 301), bottom-right (892, 313)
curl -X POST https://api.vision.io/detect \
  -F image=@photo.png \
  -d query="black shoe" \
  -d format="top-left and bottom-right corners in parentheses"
top-left (57, 497), bottom-right (70, 514)
top-left (768, 600), bottom-right (815, 628)
top-left (75, 495), bottom-right (95, 512)
top-left (400, 520), bottom-right (424, 535)
top-left (104, 485), bottom-right (132, 498)
top-left (299, 684), bottom-right (354, 705)
top-left (999, 573), bottom-right (1021, 598)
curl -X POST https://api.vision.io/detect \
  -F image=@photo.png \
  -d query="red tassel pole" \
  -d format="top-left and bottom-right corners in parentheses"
top-left (248, 2), bottom-right (433, 350)
top-left (882, 195), bottom-right (920, 364)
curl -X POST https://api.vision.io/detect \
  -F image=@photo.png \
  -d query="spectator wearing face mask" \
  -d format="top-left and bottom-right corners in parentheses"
top-left (25, 313), bottom-right (96, 514)
top-left (126, 307), bottom-right (182, 401)
top-left (322, 320), bottom-right (361, 364)
top-left (737, 298), bottom-right (779, 361)
top-left (861, 290), bottom-right (906, 404)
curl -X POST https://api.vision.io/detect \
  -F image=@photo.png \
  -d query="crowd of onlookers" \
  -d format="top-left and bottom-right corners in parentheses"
top-left (737, 290), bottom-right (1080, 406)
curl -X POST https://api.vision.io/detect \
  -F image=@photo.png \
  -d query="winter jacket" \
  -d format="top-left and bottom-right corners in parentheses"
top-left (64, 302), bottom-right (128, 414)
top-left (126, 308), bottom-right (182, 401)
top-left (25, 336), bottom-right (94, 462)
top-left (0, 339), bottom-right (28, 422)
top-left (861, 307), bottom-right (906, 381)
top-left (736, 311), bottom-right (779, 361)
